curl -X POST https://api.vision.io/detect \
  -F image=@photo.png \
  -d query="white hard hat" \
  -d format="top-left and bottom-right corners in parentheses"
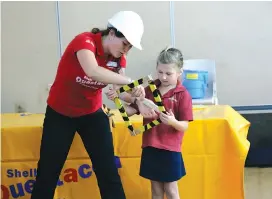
top-left (108, 11), bottom-right (144, 50)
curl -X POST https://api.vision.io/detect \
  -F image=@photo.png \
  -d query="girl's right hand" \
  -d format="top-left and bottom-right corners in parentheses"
top-left (137, 100), bottom-right (158, 119)
top-left (105, 87), bottom-right (118, 101)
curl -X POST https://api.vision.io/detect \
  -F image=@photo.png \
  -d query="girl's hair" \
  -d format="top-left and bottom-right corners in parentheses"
top-left (91, 27), bottom-right (124, 38)
top-left (157, 46), bottom-right (184, 70)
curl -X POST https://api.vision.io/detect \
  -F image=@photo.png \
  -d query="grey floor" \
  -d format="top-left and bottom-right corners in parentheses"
top-left (244, 168), bottom-right (272, 199)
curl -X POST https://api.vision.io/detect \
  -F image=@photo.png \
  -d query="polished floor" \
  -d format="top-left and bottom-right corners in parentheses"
top-left (244, 168), bottom-right (272, 199)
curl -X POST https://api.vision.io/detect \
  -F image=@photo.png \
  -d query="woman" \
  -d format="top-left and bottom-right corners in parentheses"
top-left (30, 11), bottom-right (145, 199)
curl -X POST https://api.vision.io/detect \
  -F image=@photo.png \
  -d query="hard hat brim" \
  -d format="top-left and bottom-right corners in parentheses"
top-left (131, 41), bottom-right (143, 50)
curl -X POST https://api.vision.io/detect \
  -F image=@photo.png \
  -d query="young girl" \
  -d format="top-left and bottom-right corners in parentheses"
top-left (106, 47), bottom-right (193, 199)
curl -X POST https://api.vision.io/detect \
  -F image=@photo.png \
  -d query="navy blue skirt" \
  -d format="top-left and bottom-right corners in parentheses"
top-left (140, 147), bottom-right (186, 182)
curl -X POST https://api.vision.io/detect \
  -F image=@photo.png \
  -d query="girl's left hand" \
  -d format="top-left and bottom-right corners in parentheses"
top-left (105, 87), bottom-right (118, 101)
top-left (159, 109), bottom-right (176, 125)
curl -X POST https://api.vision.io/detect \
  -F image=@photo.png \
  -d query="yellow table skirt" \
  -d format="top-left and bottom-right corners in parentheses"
top-left (1, 105), bottom-right (250, 199)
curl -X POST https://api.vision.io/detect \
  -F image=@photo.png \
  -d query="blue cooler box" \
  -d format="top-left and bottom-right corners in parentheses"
top-left (182, 70), bottom-right (208, 99)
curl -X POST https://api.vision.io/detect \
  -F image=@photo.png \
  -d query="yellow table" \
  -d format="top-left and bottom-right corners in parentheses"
top-left (1, 105), bottom-right (250, 199)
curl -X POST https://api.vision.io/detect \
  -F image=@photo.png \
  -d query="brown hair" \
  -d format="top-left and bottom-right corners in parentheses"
top-left (157, 46), bottom-right (184, 70)
top-left (91, 27), bottom-right (124, 38)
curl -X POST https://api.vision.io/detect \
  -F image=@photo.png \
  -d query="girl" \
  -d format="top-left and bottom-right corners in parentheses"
top-left (106, 47), bottom-right (193, 199)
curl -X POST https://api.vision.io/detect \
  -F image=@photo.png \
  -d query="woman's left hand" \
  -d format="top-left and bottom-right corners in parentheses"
top-left (159, 109), bottom-right (176, 125)
top-left (131, 85), bottom-right (145, 99)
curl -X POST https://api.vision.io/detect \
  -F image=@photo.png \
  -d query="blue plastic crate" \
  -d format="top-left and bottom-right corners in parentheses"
top-left (182, 70), bottom-right (208, 99)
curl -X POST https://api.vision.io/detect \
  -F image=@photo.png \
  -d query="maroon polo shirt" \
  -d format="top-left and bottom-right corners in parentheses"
top-left (133, 79), bottom-right (193, 152)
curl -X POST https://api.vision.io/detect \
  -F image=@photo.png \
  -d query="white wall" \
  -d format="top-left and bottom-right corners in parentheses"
top-left (175, 1), bottom-right (272, 106)
top-left (1, 1), bottom-right (272, 113)
top-left (2, 2), bottom-right (59, 113)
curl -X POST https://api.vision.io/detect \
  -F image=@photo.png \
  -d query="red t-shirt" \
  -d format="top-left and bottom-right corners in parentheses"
top-left (47, 32), bottom-right (126, 117)
top-left (133, 80), bottom-right (193, 152)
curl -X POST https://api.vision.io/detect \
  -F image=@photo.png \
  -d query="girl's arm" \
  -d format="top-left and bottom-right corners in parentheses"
top-left (159, 90), bottom-right (193, 132)
top-left (170, 120), bottom-right (189, 132)
top-left (104, 87), bottom-right (138, 117)
top-left (123, 104), bottom-right (138, 117)
top-left (159, 110), bottom-right (189, 131)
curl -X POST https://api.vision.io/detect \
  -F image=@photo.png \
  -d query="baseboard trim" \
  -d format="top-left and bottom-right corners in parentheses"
top-left (232, 105), bottom-right (272, 111)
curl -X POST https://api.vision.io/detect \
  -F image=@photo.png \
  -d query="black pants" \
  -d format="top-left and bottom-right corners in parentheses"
top-left (30, 106), bottom-right (126, 199)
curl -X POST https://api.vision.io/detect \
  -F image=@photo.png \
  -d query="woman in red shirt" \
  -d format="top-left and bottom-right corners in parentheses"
top-left (30, 11), bottom-right (145, 199)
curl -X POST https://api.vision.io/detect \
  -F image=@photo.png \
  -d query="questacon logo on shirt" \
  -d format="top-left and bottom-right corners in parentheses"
top-left (75, 76), bottom-right (106, 89)
top-left (1, 157), bottom-right (122, 199)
